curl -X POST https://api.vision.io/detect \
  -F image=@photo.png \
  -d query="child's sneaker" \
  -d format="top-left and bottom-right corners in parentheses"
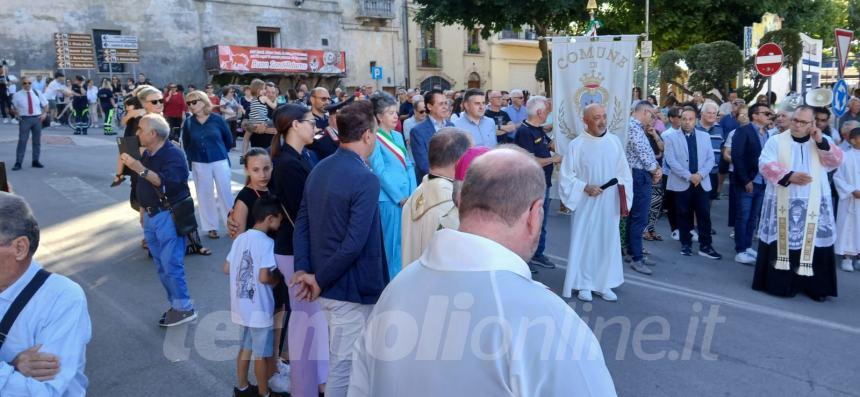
top-left (233, 384), bottom-right (258, 397)
top-left (840, 258), bottom-right (854, 272)
top-left (268, 362), bottom-right (291, 393)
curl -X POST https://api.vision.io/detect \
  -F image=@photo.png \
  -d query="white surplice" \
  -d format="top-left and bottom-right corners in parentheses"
top-left (558, 132), bottom-right (633, 297)
top-left (834, 148), bottom-right (860, 255)
top-left (347, 229), bottom-right (617, 397)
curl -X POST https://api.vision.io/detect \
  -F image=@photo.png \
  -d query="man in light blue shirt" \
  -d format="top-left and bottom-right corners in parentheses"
top-left (503, 89), bottom-right (528, 128)
top-left (0, 192), bottom-right (91, 396)
top-left (453, 88), bottom-right (499, 148)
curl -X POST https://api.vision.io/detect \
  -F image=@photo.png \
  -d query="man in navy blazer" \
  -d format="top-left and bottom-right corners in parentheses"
top-left (410, 89), bottom-right (453, 181)
top-left (730, 103), bottom-right (773, 264)
top-left (291, 100), bottom-right (388, 396)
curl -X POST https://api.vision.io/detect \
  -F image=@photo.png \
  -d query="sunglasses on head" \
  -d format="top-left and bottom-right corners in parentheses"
top-left (186, 100), bottom-right (199, 106)
top-left (149, 99), bottom-right (164, 105)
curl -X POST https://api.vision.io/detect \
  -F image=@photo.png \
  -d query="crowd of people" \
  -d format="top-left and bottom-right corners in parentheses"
top-left (2, 61), bottom-right (860, 396)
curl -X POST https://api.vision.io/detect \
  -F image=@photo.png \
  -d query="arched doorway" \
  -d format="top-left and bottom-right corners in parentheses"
top-left (467, 72), bottom-right (481, 89)
top-left (420, 76), bottom-right (451, 92)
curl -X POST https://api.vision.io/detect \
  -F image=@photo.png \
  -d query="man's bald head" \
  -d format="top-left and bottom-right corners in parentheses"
top-left (582, 103), bottom-right (607, 135)
top-left (459, 146), bottom-right (546, 226)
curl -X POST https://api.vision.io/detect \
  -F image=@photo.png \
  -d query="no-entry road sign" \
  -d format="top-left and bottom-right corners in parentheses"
top-left (755, 43), bottom-right (783, 77)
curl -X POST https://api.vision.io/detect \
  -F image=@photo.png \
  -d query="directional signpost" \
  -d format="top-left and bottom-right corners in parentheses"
top-left (100, 34), bottom-right (139, 79)
top-left (833, 79), bottom-right (849, 118)
top-left (756, 42), bottom-right (783, 106)
top-left (54, 33), bottom-right (96, 69)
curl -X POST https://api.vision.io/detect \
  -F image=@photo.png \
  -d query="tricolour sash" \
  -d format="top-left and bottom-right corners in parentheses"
top-left (377, 129), bottom-right (407, 168)
top-left (775, 132), bottom-right (822, 276)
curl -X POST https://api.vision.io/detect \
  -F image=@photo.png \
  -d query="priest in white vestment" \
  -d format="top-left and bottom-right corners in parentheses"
top-left (559, 104), bottom-right (633, 302)
top-left (348, 148), bottom-right (617, 397)
top-left (752, 106), bottom-right (844, 301)
top-left (401, 129), bottom-right (472, 266)
top-left (833, 128), bottom-right (860, 271)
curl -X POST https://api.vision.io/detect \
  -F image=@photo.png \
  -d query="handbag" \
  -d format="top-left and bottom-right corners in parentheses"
top-left (155, 188), bottom-right (199, 236)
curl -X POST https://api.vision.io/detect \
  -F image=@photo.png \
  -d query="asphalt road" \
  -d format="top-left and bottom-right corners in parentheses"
top-left (2, 122), bottom-right (859, 397)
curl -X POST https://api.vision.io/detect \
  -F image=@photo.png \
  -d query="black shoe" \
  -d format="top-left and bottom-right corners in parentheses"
top-left (681, 245), bottom-right (692, 256)
top-left (699, 246), bottom-right (722, 260)
top-left (233, 384), bottom-right (259, 397)
top-left (530, 255), bottom-right (556, 269)
top-left (31, 161), bottom-right (44, 168)
top-left (159, 309), bottom-right (197, 327)
top-left (11, 163), bottom-right (21, 171)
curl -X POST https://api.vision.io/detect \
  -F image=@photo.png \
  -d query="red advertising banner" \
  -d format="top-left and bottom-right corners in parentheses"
top-left (215, 45), bottom-right (346, 74)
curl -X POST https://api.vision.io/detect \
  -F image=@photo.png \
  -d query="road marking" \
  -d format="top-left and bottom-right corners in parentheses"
top-left (44, 177), bottom-right (116, 208)
top-left (544, 253), bottom-right (860, 336)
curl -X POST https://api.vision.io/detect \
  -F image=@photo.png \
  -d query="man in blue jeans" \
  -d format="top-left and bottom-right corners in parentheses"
top-left (731, 103), bottom-right (772, 264)
top-left (121, 113), bottom-right (197, 327)
top-left (625, 101), bottom-right (663, 275)
top-left (514, 95), bottom-right (562, 270)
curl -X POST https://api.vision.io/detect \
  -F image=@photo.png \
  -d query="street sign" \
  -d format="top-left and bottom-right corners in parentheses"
top-left (371, 66), bottom-right (383, 80)
top-left (54, 32), bottom-right (95, 69)
top-left (102, 48), bottom-right (140, 64)
top-left (834, 29), bottom-right (854, 77)
top-left (755, 42), bottom-right (783, 77)
top-left (640, 40), bottom-right (653, 58)
top-left (743, 26), bottom-right (753, 58)
top-left (833, 79), bottom-right (849, 118)
top-left (101, 34), bottom-right (138, 50)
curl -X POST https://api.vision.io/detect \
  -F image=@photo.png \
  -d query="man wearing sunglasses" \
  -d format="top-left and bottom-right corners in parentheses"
top-left (10, 77), bottom-right (48, 170)
top-left (730, 103), bottom-right (773, 264)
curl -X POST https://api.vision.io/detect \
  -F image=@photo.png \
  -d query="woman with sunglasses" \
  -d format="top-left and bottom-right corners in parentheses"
top-left (181, 91), bottom-right (234, 240)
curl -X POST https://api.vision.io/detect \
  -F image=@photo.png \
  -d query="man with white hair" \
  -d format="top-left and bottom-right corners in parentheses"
top-left (839, 120), bottom-right (860, 151)
top-left (401, 94), bottom-right (425, 148)
top-left (504, 89), bottom-right (528, 128)
top-left (838, 97), bottom-right (860, 131)
top-left (120, 114), bottom-right (197, 326)
top-left (772, 103), bottom-right (795, 135)
top-left (699, 101), bottom-right (725, 199)
top-left (0, 191), bottom-right (91, 395)
top-left (515, 95), bottom-right (561, 269)
top-left (349, 147), bottom-right (617, 396)
top-left (560, 104), bottom-right (632, 301)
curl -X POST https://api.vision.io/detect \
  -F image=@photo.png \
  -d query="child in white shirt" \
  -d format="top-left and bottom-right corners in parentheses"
top-left (834, 127), bottom-right (860, 272)
top-left (224, 196), bottom-right (283, 396)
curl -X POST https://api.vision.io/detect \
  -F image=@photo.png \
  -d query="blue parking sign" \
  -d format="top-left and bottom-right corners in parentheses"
top-left (371, 66), bottom-right (383, 80)
top-left (833, 79), bottom-right (849, 118)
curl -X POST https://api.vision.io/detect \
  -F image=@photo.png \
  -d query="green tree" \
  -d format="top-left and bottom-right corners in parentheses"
top-left (657, 41), bottom-right (744, 103)
top-left (737, 29), bottom-right (802, 103)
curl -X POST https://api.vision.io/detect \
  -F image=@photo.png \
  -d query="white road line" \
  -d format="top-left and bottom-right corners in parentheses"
top-left (544, 253), bottom-right (860, 336)
top-left (44, 177), bottom-right (116, 208)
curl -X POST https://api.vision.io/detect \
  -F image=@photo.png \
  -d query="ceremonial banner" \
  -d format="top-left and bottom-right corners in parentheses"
top-left (551, 35), bottom-right (638, 154)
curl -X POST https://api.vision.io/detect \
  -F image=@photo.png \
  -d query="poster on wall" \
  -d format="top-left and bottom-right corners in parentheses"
top-left (210, 45), bottom-right (346, 74)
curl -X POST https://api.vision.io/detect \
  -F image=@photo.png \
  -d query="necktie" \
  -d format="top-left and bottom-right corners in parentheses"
top-left (27, 90), bottom-right (33, 115)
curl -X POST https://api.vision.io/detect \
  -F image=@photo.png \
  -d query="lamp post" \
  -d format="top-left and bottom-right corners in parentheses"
top-left (642, 0), bottom-right (650, 100)
top-left (587, 0), bottom-right (597, 20)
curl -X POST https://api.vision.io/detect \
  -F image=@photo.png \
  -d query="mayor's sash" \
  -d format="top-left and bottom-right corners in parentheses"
top-left (775, 132), bottom-right (822, 276)
top-left (376, 129), bottom-right (407, 168)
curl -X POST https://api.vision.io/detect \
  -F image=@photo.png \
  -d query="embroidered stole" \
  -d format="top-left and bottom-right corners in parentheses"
top-left (377, 129), bottom-right (407, 168)
top-left (775, 133), bottom-right (822, 276)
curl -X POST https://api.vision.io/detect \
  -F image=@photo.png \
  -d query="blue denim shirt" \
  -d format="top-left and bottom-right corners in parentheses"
top-left (138, 140), bottom-right (191, 208)
top-left (181, 113), bottom-right (233, 164)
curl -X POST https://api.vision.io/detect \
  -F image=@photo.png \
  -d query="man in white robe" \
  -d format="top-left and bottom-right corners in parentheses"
top-left (401, 128), bottom-right (471, 266)
top-left (348, 148), bottom-right (617, 397)
top-left (832, 127), bottom-right (860, 271)
top-left (752, 106), bottom-right (844, 301)
top-left (559, 104), bottom-right (632, 302)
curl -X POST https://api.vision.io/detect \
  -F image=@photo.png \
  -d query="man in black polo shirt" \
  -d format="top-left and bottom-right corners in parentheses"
top-left (120, 113), bottom-right (197, 327)
top-left (485, 90), bottom-right (516, 144)
top-left (515, 95), bottom-right (562, 269)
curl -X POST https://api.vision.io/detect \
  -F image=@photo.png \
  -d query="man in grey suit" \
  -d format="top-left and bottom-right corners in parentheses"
top-left (664, 106), bottom-right (722, 259)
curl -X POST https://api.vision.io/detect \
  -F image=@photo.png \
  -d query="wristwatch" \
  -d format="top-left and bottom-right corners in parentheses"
top-left (139, 168), bottom-right (149, 178)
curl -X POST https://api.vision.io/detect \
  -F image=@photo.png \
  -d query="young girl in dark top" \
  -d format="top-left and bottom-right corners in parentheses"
top-left (230, 147), bottom-right (273, 236)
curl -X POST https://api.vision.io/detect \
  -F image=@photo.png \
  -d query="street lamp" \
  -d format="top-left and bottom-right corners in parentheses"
top-left (587, 0), bottom-right (597, 20)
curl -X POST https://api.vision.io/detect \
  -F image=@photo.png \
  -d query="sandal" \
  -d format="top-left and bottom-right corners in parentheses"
top-left (186, 244), bottom-right (213, 256)
top-left (642, 232), bottom-right (657, 241)
top-left (207, 230), bottom-right (220, 239)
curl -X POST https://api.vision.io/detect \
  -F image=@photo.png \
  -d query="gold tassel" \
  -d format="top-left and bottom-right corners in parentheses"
top-left (775, 257), bottom-right (791, 270)
top-left (796, 262), bottom-right (814, 276)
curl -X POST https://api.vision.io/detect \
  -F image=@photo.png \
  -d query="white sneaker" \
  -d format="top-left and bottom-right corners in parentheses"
top-left (745, 248), bottom-right (758, 259)
top-left (729, 230), bottom-right (735, 239)
top-left (691, 230), bottom-right (699, 242)
top-left (268, 362), bottom-right (291, 393)
top-left (840, 259), bottom-right (854, 272)
top-left (10, 119), bottom-right (18, 125)
top-left (596, 289), bottom-right (618, 302)
top-left (50, 121), bottom-right (61, 127)
top-left (671, 230), bottom-right (679, 241)
top-left (2, 118), bottom-right (8, 124)
top-left (577, 290), bottom-right (593, 302)
top-left (735, 252), bottom-right (756, 265)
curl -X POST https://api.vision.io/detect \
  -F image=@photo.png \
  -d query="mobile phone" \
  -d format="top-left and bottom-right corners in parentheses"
top-left (0, 162), bottom-right (8, 192)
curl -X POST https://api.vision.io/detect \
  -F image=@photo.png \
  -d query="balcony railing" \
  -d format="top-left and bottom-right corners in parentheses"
top-left (498, 29), bottom-right (538, 41)
top-left (417, 48), bottom-right (442, 69)
top-left (356, 0), bottom-right (395, 20)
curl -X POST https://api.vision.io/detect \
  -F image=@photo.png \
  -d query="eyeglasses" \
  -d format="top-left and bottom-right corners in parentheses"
top-left (756, 112), bottom-right (773, 117)
top-left (186, 100), bottom-right (199, 106)
top-left (511, 96), bottom-right (524, 99)
top-left (416, 110), bottom-right (426, 114)
top-left (791, 118), bottom-right (812, 126)
top-left (149, 99), bottom-right (164, 105)
top-left (22, 82), bottom-right (31, 86)
top-left (815, 118), bottom-right (829, 122)
top-left (299, 119), bottom-right (315, 124)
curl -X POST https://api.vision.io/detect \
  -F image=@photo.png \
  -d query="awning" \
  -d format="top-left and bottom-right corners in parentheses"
top-left (204, 45), bottom-right (346, 76)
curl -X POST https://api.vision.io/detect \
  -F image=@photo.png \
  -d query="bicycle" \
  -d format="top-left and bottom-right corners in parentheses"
top-left (63, 106), bottom-right (92, 134)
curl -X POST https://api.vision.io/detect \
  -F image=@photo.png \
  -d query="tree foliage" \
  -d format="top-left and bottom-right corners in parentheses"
top-left (657, 41), bottom-right (743, 102)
